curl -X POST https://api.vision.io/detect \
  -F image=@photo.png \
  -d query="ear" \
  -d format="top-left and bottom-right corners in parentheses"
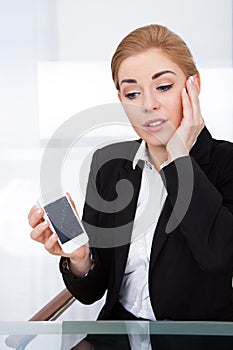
top-left (194, 74), bottom-right (201, 95)
top-left (118, 91), bottom-right (122, 102)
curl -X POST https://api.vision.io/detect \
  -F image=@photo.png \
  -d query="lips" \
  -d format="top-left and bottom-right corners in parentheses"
top-left (143, 118), bottom-right (167, 131)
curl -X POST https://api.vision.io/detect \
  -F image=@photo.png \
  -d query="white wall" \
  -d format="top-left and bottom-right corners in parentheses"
top-left (0, 0), bottom-right (40, 149)
top-left (56, 0), bottom-right (232, 67)
top-left (37, 0), bottom-right (233, 142)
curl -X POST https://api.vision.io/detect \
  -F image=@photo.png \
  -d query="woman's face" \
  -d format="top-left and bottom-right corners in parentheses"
top-left (118, 48), bottom-right (188, 147)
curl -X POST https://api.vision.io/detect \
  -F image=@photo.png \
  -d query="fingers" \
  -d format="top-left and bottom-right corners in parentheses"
top-left (181, 76), bottom-right (205, 139)
top-left (30, 220), bottom-right (51, 243)
top-left (44, 233), bottom-right (65, 256)
top-left (29, 205), bottom-right (53, 244)
top-left (28, 205), bottom-right (37, 220)
top-left (184, 76), bottom-right (204, 126)
top-left (182, 77), bottom-right (198, 121)
top-left (30, 219), bottom-right (66, 256)
top-left (187, 77), bottom-right (199, 120)
top-left (66, 192), bottom-right (79, 217)
top-left (28, 195), bottom-right (81, 258)
top-left (28, 206), bottom-right (44, 228)
top-left (167, 75), bottom-right (205, 161)
top-left (181, 86), bottom-right (192, 124)
top-left (28, 203), bottom-right (69, 257)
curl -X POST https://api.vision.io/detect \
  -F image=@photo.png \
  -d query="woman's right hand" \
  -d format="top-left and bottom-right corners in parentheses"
top-left (28, 205), bottom-right (92, 277)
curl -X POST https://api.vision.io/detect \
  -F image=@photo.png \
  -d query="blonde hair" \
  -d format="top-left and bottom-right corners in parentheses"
top-left (111, 24), bottom-right (199, 90)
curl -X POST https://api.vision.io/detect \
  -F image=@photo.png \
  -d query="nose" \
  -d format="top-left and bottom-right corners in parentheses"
top-left (142, 90), bottom-right (160, 112)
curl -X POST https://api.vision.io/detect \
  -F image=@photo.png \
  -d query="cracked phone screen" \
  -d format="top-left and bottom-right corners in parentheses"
top-left (44, 196), bottom-right (84, 244)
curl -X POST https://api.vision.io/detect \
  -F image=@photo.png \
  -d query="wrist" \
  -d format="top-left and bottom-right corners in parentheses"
top-left (167, 144), bottom-right (189, 163)
top-left (167, 150), bottom-right (189, 163)
top-left (69, 250), bottom-right (95, 278)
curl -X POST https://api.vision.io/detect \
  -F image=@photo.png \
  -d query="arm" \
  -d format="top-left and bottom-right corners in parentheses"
top-left (60, 149), bottom-right (109, 304)
top-left (161, 147), bottom-right (233, 274)
top-left (29, 149), bottom-right (108, 305)
top-left (160, 75), bottom-right (233, 274)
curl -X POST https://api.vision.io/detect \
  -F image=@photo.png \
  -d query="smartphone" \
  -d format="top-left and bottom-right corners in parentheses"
top-left (38, 194), bottom-right (89, 253)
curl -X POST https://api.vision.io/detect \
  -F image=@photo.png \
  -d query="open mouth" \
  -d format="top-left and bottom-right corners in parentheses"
top-left (147, 120), bottom-right (165, 127)
top-left (143, 118), bottom-right (167, 131)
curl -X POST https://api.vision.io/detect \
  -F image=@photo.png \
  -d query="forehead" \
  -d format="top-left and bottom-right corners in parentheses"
top-left (118, 48), bottom-right (184, 78)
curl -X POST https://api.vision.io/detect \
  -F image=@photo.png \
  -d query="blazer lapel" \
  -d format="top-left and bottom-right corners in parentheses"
top-left (149, 197), bottom-right (173, 270)
top-left (190, 126), bottom-right (212, 172)
top-left (113, 160), bottom-right (143, 293)
top-left (150, 126), bottom-right (213, 269)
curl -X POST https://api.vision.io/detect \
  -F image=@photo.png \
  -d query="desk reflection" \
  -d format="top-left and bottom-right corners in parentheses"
top-left (71, 333), bottom-right (233, 350)
top-left (4, 321), bottom-right (233, 350)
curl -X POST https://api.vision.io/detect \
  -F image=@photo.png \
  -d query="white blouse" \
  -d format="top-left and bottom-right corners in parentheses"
top-left (119, 141), bottom-right (167, 321)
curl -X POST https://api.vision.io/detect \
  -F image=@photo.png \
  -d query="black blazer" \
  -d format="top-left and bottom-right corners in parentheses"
top-left (61, 127), bottom-right (233, 321)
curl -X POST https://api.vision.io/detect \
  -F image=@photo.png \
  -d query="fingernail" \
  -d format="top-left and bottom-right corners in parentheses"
top-left (51, 233), bottom-right (56, 240)
top-left (183, 87), bottom-right (187, 94)
top-left (189, 76), bottom-right (195, 84)
top-left (37, 209), bottom-right (42, 215)
top-left (42, 220), bottom-right (48, 226)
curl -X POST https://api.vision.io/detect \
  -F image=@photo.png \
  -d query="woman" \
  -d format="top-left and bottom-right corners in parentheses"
top-left (29, 24), bottom-right (233, 325)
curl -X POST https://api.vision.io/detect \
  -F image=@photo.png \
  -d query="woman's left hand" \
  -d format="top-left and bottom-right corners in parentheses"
top-left (166, 75), bottom-right (205, 162)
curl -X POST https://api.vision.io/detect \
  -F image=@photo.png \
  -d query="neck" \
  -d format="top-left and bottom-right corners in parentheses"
top-left (147, 143), bottom-right (168, 171)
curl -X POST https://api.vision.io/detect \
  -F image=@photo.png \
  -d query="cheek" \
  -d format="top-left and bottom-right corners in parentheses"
top-left (121, 103), bottom-right (144, 127)
top-left (167, 92), bottom-right (183, 126)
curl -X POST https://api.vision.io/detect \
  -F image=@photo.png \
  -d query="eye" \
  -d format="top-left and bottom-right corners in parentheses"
top-left (157, 83), bottom-right (174, 92)
top-left (124, 92), bottom-right (140, 100)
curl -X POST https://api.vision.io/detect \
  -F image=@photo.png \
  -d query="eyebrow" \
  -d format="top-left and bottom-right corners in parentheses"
top-left (152, 70), bottom-right (176, 80)
top-left (120, 78), bottom-right (137, 85)
top-left (120, 70), bottom-right (176, 86)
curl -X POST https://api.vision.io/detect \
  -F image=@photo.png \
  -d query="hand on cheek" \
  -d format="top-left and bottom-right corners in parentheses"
top-left (166, 75), bottom-right (205, 162)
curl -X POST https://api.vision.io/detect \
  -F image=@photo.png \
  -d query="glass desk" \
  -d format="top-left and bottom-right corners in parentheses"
top-left (1, 321), bottom-right (233, 349)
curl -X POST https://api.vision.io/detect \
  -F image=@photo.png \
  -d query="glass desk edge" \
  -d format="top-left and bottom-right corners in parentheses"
top-left (1, 321), bottom-right (233, 336)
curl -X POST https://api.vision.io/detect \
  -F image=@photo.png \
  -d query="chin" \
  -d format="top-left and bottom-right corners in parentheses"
top-left (135, 128), bottom-right (173, 147)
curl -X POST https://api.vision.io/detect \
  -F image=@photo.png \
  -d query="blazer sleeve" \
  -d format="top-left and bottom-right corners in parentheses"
top-left (160, 146), bottom-right (233, 275)
top-left (60, 149), bottom-right (109, 305)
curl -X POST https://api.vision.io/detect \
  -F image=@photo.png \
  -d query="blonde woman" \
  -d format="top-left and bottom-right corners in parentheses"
top-left (29, 24), bottom-right (233, 327)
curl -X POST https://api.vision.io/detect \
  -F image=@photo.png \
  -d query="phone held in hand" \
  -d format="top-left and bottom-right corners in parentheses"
top-left (37, 194), bottom-right (89, 253)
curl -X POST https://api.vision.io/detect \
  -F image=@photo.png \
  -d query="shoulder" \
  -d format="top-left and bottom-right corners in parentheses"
top-left (211, 138), bottom-right (233, 165)
top-left (95, 139), bottom-right (141, 154)
top-left (88, 139), bottom-right (141, 194)
top-left (92, 139), bottom-right (141, 167)
top-left (209, 137), bottom-right (233, 185)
